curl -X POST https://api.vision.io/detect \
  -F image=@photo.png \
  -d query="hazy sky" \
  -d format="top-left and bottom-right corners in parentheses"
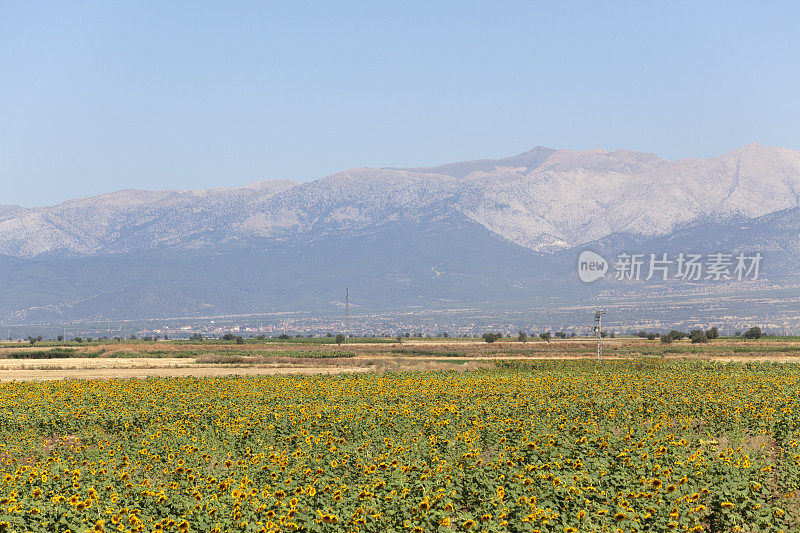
top-left (2, 1), bottom-right (799, 207)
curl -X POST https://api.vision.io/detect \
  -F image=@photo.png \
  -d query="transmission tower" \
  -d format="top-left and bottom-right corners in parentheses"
top-left (345, 287), bottom-right (349, 345)
top-left (591, 310), bottom-right (606, 362)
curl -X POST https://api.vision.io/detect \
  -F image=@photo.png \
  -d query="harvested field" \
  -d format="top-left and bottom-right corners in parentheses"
top-left (3, 337), bottom-right (800, 381)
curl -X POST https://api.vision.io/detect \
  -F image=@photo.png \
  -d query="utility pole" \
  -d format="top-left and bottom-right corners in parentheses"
top-left (592, 310), bottom-right (606, 362)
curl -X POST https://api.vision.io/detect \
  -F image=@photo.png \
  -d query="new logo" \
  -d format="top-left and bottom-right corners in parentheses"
top-left (578, 250), bottom-right (608, 283)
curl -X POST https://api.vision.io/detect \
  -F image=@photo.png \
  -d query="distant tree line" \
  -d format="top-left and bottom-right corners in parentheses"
top-left (482, 330), bottom-right (577, 343)
top-left (6, 324), bottom-right (772, 344)
top-left (628, 326), bottom-right (766, 344)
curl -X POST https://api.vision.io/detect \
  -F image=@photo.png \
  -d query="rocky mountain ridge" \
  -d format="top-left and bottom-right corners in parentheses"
top-left (2, 143), bottom-right (799, 259)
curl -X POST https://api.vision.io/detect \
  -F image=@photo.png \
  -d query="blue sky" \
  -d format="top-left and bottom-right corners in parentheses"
top-left (2, 1), bottom-right (799, 207)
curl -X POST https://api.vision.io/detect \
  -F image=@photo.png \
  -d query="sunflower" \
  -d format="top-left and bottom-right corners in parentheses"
top-left (321, 514), bottom-right (339, 524)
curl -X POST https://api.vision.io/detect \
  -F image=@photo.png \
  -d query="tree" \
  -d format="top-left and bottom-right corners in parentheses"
top-left (690, 330), bottom-right (709, 343)
top-left (636, 331), bottom-right (648, 338)
top-left (660, 334), bottom-right (673, 344)
top-left (669, 330), bottom-right (686, 341)
top-left (395, 334), bottom-right (403, 343)
top-left (235, 336), bottom-right (245, 345)
top-left (57, 335), bottom-right (64, 342)
top-left (335, 333), bottom-right (346, 345)
top-left (539, 332), bottom-right (552, 342)
top-left (646, 333), bottom-right (657, 341)
top-left (743, 326), bottom-right (762, 339)
top-left (706, 327), bottom-right (719, 340)
top-left (222, 333), bottom-right (236, 341)
top-left (482, 332), bottom-right (502, 343)
top-left (555, 331), bottom-right (567, 339)
top-left (518, 331), bottom-right (528, 343)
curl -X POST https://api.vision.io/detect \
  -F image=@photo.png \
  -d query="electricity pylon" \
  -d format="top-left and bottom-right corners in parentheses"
top-left (592, 310), bottom-right (606, 362)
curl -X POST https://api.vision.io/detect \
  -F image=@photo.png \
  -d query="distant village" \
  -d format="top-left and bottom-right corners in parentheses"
top-left (1, 306), bottom-right (788, 342)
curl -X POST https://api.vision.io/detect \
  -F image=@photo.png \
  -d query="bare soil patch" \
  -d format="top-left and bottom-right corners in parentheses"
top-left (0, 364), bottom-right (371, 382)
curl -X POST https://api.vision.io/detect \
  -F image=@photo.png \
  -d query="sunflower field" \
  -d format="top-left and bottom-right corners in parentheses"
top-left (0, 360), bottom-right (799, 532)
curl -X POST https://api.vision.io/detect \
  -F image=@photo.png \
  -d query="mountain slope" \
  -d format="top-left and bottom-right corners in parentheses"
top-left (0, 205), bottom-right (22, 219)
top-left (0, 212), bottom-right (566, 323)
top-left (2, 143), bottom-right (799, 259)
top-left (2, 143), bottom-right (800, 325)
top-left (457, 143), bottom-right (800, 252)
top-left (0, 180), bottom-right (298, 257)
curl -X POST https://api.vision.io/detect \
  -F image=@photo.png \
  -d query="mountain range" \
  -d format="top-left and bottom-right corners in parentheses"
top-left (2, 143), bottom-right (800, 326)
